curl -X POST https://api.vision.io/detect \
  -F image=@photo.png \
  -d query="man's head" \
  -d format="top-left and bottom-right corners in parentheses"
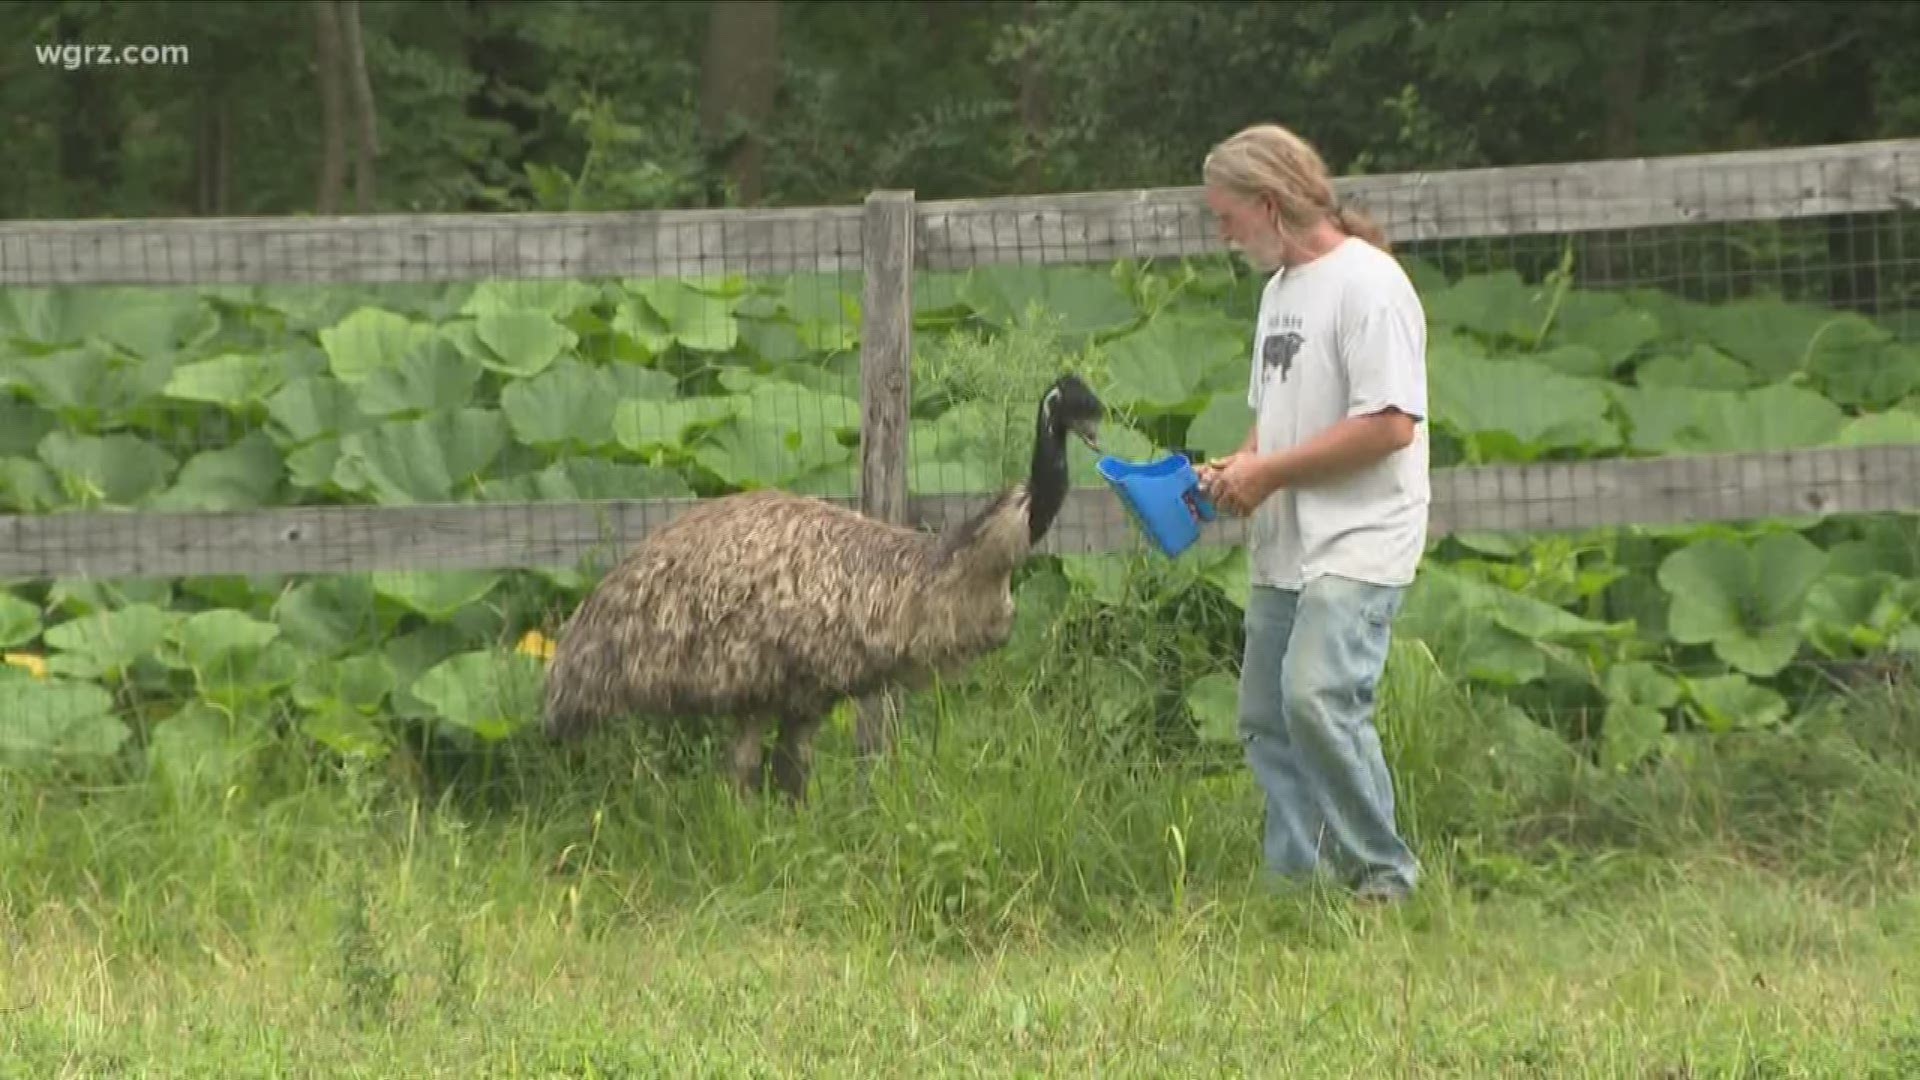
top-left (1202, 124), bottom-right (1388, 270)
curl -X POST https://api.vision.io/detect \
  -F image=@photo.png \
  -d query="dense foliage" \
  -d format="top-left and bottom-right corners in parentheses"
top-left (1, 245), bottom-right (1916, 778)
top-left (5, 2), bottom-right (1920, 219)
top-left (2, 0), bottom-right (1917, 789)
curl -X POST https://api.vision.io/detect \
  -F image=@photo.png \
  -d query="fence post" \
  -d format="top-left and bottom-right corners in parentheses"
top-left (855, 187), bottom-right (915, 758)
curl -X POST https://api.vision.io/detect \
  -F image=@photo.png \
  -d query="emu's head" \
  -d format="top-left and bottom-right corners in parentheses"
top-left (1042, 372), bottom-right (1105, 454)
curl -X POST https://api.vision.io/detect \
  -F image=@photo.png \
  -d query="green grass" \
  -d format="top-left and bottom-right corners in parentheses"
top-left (3, 637), bottom-right (1918, 1077)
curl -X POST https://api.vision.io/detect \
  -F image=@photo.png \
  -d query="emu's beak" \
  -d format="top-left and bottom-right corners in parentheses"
top-left (1072, 421), bottom-right (1102, 454)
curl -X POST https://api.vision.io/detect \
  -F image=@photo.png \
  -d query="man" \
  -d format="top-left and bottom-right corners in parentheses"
top-left (1194, 123), bottom-right (1431, 903)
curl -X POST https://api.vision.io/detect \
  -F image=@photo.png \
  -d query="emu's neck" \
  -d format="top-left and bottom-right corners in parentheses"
top-left (1026, 396), bottom-right (1070, 545)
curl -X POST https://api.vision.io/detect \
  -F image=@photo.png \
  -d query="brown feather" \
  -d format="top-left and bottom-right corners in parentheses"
top-left (539, 373), bottom-right (1103, 801)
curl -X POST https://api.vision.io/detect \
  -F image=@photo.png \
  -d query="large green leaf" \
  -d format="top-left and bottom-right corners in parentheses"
top-left (411, 649), bottom-right (544, 742)
top-left (1099, 311), bottom-right (1245, 415)
top-left (319, 307), bottom-right (439, 385)
top-left (166, 609), bottom-right (299, 709)
top-left (907, 401), bottom-right (1017, 493)
top-left (610, 297), bottom-right (676, 356)
top-left (1426, 270), bottom-right (1554, 344)
top-left (147, 702), bottom-right (268, 792)
top-left (630, 280), bottom-right (741, 353)
top-left (355, 337), bottom-right (483, 418)
top-left (1811, 330), bottom-right (1920, 410)
top-left (480, 457), bottom-right (694, 503)
top-left (459, 280), bottom-right (602, 321)
top-left (150, 432), bottom-right (285, 512)
top-left (1183, 391), bottom-right (1254, 460)
top-left (162, 352), bottom-right (290, 410)
top-left (0, 396), bottom-right (54, 458)
top-left (1800, 572), bottom-right (1920, 659)
top-left (1682, 673), bottom-right (1789, 733)
top-left (1690, 298), bottom-right (1829, 381)
top-left (501, 358), bottom-right (620, 451)
top-left (292, 654), bottom-right (396, 717)
top-left (607, 363), bottom-right (681, 401)
top-left (372, 572), bottom-right (503, 623)
top-left (37, 431), bottom-right (178, 507)
top-left (0, 680), bottom-right (129, 760)
top-left (1185, 671), bottom-right (1240, 745)
top-left (468, 308), bottom-right (579, 377)
top-left (1832, 409), bottom-right (1920, 447)
top-left (301, 701), bottom-right (392, 759)
top-left (1598, 661), bottom-right (1681, 771)
top-left (273, 576), bottom-right (381, 657)
top-left (1611, 382), bottom-right (1844, 454)
top-left (968, 265), bottom-right (1139, 338)
top-left (0, 593), bottom-right (42, 649)
top-left (1656, 532), bottom-right (1827, 677)
top-left (1633, 344), bottom-right (1754, 391)
top-left (693, 416), bottom-right (850, 488)
top-left (331, 409), bottom-right (511, 504)
top-left (721, 369), bottom-right (863, 434)
top-left (3, 343), bottom-right (172, 423)
top-left (43, 604), bottom-right (177, 682)
top-left (170, 608), bottom-right (281, 674)
top-left (909, 452), bottom-right (1001, 495)
top-left (1397, 565), bottom-right (1624, 687)
top-left (1428, 355), bottom-right (1621, 461)
top-left (0, 456), bottom-right (62, 512)
top-left (1549, 301), bottom-right (1662, 370)
top-left (265, 375), bottom-right (369, 447)
top-left (612, 397), bottom-right (740, 453)
top-left (1, 287), bottom-right (214, 361)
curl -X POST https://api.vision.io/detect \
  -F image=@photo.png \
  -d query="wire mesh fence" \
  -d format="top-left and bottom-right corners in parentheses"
top-left (0, 211), bottom-right (869, 555)
top-left (1, 141), bottom-right (1917, 775)
top-left (903, 141), bottom-right (1920, 555)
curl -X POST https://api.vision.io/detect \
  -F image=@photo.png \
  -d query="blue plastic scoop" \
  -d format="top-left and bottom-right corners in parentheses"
top-left (1096, 452), bottom-right (1217, 558)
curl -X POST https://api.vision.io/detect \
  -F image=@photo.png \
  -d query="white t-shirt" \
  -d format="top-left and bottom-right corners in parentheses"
top-left (1245, 236), bottom-right (1430, 590)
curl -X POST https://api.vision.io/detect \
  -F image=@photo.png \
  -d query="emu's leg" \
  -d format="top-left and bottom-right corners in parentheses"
top-left (853, 688), bottom-right (899, 758)
top-left (727, 715), bottom-right (768, 797)
top-left (770, 713), bottom-right (824, 805)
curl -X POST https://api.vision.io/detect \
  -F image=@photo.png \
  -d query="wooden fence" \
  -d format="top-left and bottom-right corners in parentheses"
top-left (1, 138), bottom-right (1918, 583)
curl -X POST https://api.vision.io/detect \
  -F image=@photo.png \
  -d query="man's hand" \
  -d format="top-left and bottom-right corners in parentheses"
top-left (1198, 452), bottom-right (1275, 517)
top-left (1195, 410), bottom-right (1418, 517)
top-left (1194, 451), bottom-right (1239, 507)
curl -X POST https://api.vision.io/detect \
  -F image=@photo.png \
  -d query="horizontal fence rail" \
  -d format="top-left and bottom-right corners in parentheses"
top-left (3, 139), bottom-right (1916, 285)
top-left (1, 446), bottom-right (1915, 581)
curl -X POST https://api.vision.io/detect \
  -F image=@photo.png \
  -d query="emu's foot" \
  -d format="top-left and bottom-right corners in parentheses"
top-left (770, 713), bottom-right (824, 806)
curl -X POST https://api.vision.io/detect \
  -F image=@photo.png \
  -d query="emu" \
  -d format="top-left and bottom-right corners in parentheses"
top-left (540, 372), bottom-right (1106, 803)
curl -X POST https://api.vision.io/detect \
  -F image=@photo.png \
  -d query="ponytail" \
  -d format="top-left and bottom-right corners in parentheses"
top-left (1334, 202), bottom-right (1390, 253)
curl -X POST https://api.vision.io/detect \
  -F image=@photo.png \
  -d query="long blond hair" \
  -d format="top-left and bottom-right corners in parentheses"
top-left (1202, 124), bottom-right (1389, 253)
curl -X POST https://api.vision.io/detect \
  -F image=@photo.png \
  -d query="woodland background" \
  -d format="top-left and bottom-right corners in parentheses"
top-left (7, 0), bottom-right (1920, 223)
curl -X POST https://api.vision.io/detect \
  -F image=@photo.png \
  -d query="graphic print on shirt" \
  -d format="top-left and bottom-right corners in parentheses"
top-left (1261, 313), bottom-right (1306, 384)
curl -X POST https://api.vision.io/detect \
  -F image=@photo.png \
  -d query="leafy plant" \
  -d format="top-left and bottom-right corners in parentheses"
top-left (0, 253), bottom-right (1913, 773)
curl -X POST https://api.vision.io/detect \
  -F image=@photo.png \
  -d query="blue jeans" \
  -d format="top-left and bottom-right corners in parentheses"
top-left (1239, 574), bottom-right (1418, 897)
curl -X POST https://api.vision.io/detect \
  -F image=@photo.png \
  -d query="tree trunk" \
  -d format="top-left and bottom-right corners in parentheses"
top-left (313, 0), bottom-right (348, 214)
top-left (195, 93), bottom-right (232, 215)
top-left (461, 0), bottom-right (541, 209)
top-left (55, 10), bottom-right (120, 213)
top-left (1601, 3), bottom-right (1651, 158)
top-left (338, 0), bottom-right (380, 212)
top-left (1017, 0), bottom-right (1049, 192)
top-left (698, 0), bottom-right (783, 205)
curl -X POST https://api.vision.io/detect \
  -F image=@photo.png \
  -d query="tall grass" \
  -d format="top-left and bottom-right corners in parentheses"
top-left (2, 606), bottom-right (1917, 1073)
top-left (4, 310), bottom-right (1918, 1070)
